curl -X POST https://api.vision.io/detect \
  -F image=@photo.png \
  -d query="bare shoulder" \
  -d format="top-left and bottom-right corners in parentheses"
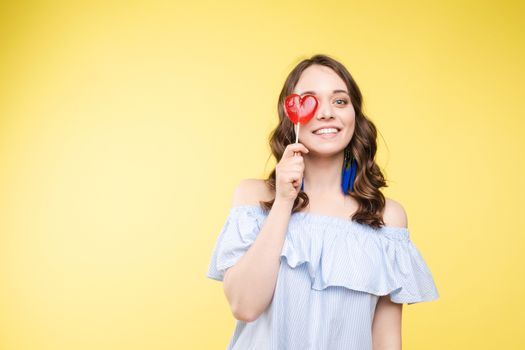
top-left (231, 178), bottom-right (274, 207)
top-left (383, 197), bottom-right (408, 228)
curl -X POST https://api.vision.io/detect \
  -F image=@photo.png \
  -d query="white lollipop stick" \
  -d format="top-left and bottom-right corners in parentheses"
top-left (293, 122), bottom-right (300, 157)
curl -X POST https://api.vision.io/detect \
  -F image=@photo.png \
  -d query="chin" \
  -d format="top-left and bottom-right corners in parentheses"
top-left (307, 147), bottom-right (344, 156)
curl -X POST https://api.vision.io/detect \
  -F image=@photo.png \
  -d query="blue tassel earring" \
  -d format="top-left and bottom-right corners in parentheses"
top-left (341, 147), bottom-right (357, 194)
top-left (300, 147), bottom-right (357, 193)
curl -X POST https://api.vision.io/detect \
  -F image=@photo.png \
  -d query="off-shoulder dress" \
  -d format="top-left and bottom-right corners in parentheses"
top-left (206, 204), bottom-right (439, 350)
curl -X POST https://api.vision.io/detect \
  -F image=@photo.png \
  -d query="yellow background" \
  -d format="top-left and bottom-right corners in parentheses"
top-left (1, 0), bottom-right (524, 349)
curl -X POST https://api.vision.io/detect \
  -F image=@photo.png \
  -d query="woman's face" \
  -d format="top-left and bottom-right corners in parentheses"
top-left (291, 64), bottom-right (355, 157)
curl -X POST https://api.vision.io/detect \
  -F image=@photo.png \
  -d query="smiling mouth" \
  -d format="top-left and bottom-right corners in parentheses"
top-left (313, 128), bottom-right (340, 135)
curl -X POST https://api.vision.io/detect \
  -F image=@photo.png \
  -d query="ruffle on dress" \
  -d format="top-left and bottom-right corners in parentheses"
top-left (206, 205), bottom-right (439, 305)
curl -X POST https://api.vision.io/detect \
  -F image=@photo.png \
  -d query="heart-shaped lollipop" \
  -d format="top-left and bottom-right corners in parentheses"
top-left (284, 94), bottom-right (319, 125)
top-left (284, 94), bottom-right (319, 144)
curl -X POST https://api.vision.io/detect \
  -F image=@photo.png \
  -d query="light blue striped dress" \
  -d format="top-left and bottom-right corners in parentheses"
top-left (206, 204), bottom-right (439, 350)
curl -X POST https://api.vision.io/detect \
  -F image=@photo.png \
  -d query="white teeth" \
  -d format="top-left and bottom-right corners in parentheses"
top-left (314, 128), bottom-right (339, 135)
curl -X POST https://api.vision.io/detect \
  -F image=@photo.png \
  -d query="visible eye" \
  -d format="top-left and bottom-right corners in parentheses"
top-left (334, 98), bottom-right (349, 105)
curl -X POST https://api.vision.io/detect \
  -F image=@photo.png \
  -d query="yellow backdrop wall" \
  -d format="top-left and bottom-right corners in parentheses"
top-left (1, 1), bottom-right (524, 349)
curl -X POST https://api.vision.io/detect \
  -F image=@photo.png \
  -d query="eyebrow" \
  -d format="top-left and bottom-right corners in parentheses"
top-left (299, 89), bottom-right (350, 96)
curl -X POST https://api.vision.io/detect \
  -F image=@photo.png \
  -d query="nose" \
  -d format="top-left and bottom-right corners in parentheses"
top-left (315, 99), bottom-right (334, 120)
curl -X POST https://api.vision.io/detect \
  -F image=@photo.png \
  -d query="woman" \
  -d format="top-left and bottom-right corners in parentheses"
top-left (207, 54), bottom-right (439, 350)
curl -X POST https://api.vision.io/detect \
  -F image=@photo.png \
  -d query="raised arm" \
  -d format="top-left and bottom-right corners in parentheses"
top-left (223, 143), bottom-right (309, 322)
top-left (223, 183), bottom-right (293, 322)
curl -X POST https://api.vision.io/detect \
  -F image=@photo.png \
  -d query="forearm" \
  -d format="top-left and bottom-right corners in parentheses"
top-left (223, 199), bottom-right (293, 322)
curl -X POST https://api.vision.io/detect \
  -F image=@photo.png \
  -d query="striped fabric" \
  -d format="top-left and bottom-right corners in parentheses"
top-left (206, 205), bottom-right (439, 350)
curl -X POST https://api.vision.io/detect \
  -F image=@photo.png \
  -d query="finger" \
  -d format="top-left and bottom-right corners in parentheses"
top-left (290, 155), bottom-right (305, 164)
top-left (283, 143), bottom-right (309, 159)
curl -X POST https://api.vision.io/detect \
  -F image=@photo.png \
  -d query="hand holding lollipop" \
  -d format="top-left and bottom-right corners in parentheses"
top-left (284, 94), bottom-right (319, 156)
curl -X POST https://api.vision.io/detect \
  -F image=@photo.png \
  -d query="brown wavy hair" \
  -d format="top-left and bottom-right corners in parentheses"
top-left (259, 54), bottom-right (388, 229)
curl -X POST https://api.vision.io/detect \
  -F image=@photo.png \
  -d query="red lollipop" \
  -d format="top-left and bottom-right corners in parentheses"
top-left (284, 94), bottom-right (319, 145)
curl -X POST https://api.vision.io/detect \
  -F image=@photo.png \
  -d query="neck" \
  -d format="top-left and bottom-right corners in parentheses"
top-left (302, 151), bottom-right (344, 196)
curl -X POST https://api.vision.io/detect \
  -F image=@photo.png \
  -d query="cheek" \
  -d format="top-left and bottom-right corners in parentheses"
top-left (344, 112), bottom-right (356, 138)
top-left (348, 105), bottom-right (356, 119)
top-left (344, 110), bottom-right (356, 127)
